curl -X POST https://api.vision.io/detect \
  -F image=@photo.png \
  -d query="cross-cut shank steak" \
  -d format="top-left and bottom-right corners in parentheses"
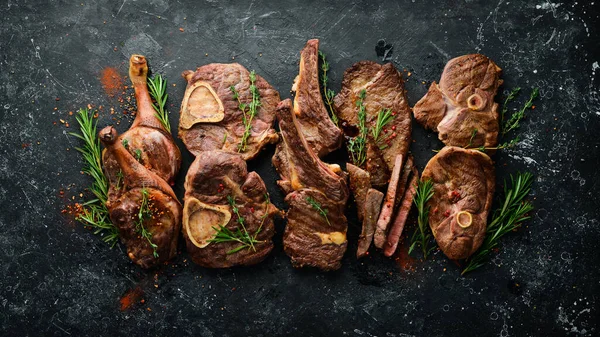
top-left (182, 151), bottom-right (279, 268)
top-left (413, 54), bottom-right (503, 148)
top-left (421, 146), bottom-right (495, 260)
top-left (178, 63), bottom-right (280, 160)
top-left (290, 39), bottom-right (343, 157)
top-left (101, 55), bottom-right (182, 269)
top-left (273, 99), bottom-right (349, 271)
top-left (334, 61), bottom-right (412, 187)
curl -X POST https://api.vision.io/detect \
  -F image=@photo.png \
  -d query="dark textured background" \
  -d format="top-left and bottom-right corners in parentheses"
top-left (1, 0), bottom-right (599, 336)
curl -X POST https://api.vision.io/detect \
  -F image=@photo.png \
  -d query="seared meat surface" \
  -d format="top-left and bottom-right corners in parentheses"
top-left (273, 99), bottom-right (349, 271)
top-left (290, 39), bottom-right (343, 157)
top-left (182, 151), bottom-right (278, 268)
top-left (422, 146), bottom-right (495, 260)
top-left (334, 61), bottom-right (412, 187)
top-left (413, 54), bottom-right (503, 148)
top-left (101, 127), bottom-right (181, 269)
top-left (101, 55), bottom-right (182, 269)
top-left (178, 63), bottom-right (280, 160)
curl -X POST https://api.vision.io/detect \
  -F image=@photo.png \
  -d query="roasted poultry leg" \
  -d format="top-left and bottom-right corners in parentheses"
top-left (100, 55), bottom-right (182, 268)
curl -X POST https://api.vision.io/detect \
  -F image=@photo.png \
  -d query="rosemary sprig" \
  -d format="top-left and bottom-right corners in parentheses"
top-left (372, 108), bottom-right (394, 143)
top-left (230, 71), bottom-right (261, 152)
top-left (348, 89), bottom-right (368, 167)
top-left (208, 195), bottom-right (263, 254)
top-left (77, 201), bottom-right (120, 246)
top-left (69, 108), bottom-right (119, 246)
top-left (306, 196), bottom-right (331, 226)
top-left (409, 179), bottom-right (436, 259)
top-left (318, 51), bottom-right (338, 126)
top-left (462, 172), bottom-right (534, 275)
top-left (147, 74), bottom-right (171, 132)
top-left (502, 88), bottom-right (539, 136)
top-left (137, 188), bottom-right (159, 258)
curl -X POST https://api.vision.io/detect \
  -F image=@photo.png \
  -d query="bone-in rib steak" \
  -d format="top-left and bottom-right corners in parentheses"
top-left (274, 99), bottom-right (349, 271)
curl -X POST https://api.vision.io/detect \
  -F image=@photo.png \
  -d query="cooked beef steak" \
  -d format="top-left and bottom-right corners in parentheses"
top-left (421, 146), bottom-right (495, 260)
top-left (413, 54), bottom-right (503, 148)
top-left (290, 39), bottom-right (343, 157)
top-left (182, 151), bottom-right (278, 268)
top-left (384, 163), bottom-right (418, 257)
top-left (334, 61), bottom-right (412, 187)
top-left (273, 99), bottom-right (349, 271)
top-left (178, 63), bottom-right (279, 160)
top-left (373, 154), bottom-right (404, 248)
top-left (101, 127), bottom-right (181, 269)
top-left (101, 55), bottom-right (182, 269)
top-left (347, 163), bottom-right (371, 222)
top-left (356, 188), bottom-right (384, 258)
top-left (284, 189), bottom-right (348, 271)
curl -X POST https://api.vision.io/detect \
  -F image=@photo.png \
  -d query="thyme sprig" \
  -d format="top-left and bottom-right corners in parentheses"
top-left (409, 179), bottom-right (436, 259)
top-left (147, 74), bottom-right (171, 132)
top-left (208, 195), bottom-right (264, 254)
top-left (69, 108), bottom-right (119, 246)
top-left (137, 188), bottom-right (158, 258)
top-left (230, 71), bottom-right (261, 152)
top-left (372, 108), bottom-right (394, 143)
top-left (348, 89), bottom-right (368, 167)
top-left (306, 196), bottom-right (331, 226)
top-left (462, 172), bottom-right (534, 275)
top-left (318, 51), bottom-right (338, 126)
top-left (502, 88), bottom-right (539, 135)
top-left (500, 87), bottom-right (521, 125)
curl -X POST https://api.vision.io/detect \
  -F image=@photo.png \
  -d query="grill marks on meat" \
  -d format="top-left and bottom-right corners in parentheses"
top-left (182, 151), bottom-right (278, 268)
top-left (422, 146), bottom-right (495, 260)
top-left (291, 39), bottom-right (343, 157)
top-left (273, 99), bottom-right (349, 271)
top-left (178, 63), bottom-right (280, 160)
top-left (101, 55), bottom-right (182, 269)
top-left (334, 61), bottom-right (412, 187)
top-left (413, 54), bottom-right (503, 148)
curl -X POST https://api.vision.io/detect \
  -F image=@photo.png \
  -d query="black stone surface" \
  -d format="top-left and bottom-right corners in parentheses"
top-left (1, 0), bottom-right (599, 336)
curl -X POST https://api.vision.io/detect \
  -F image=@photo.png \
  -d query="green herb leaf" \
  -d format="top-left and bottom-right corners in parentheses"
top-left (318, 51), bottom-right (339, 126)
top-left (372, 108), bottom-right (394, 143)
top-left (462, 172), bottom-right (534, 275)
top-left (136, 188), bottom-right (159, 258)
top-left (348, 89), bottom-right (368, 167)
top-left (502, 88), bottom-right (538, 136)
top-left (230, 71), bottom-right (261, 152)
top-left (208, 195), bottom-right (267, 254)
top-left (306, 196), bottom-right (331, 226)
top-left (69, 108), bottom-right (119, 247)
top-left (409, 179), bottom-right (435, 259)
top-left (147, 74), bottom-right (171, 132)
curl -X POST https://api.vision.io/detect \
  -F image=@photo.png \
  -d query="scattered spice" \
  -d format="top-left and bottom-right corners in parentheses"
top-left (100, 67), bottom-right (123, 97)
